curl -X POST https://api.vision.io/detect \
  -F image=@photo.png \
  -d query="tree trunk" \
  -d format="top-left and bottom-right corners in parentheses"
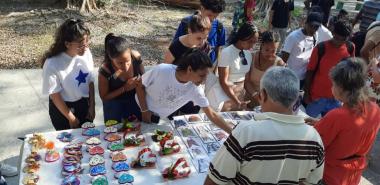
top-left (66, 0), bottom-right (98, 13)
top-left (255, 0), bottom-right (274, 19)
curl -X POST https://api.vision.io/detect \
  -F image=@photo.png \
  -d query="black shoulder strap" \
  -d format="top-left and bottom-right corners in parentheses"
top-left (345, 41), bottom-right (354, 57)
top-left (216, 20), bottom-right (223, 35)
top-left (98, 66), bottom-right (112, 79)
top-left (131, 52), bottom-right (143, 76)
top-left (315, 42), bottom-right (325, 73)
top-left (180, 17), bottom-right (190, 35)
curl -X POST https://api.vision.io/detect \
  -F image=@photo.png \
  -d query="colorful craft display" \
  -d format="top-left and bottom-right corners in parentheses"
top-left (124, 134), bottom-right (145, 147)
top-left (110, 151), bottom-right (127, 162)
top-left (104, 133), bottom-right (122, 142)
top-left (82, 122), bottom-right (96, 129)
top-left (92, 175), bottom-right (108, 185)
top-left (61, 175), bottom-right (80, 185)
top-left (45, 141), bottom-right (60, 162)
top-left (105, 120), bottom-right (118, 127)
top-left (82, 128), bottom-right (101, 137)
top-left (131, 148), bottom-right (157, 168)
top-left (88, 146), bottom-right (105, 155)
top-left (159, 138), bottom-right (180, 155)
top-left (162, 158), bottom-right (191, 179)
top-left (104, 126), bottom-right (117, 134)
top-left (115, 172), bottom-right (134, 184)
top-left (108, 142), bottom-right (124, 151)
top-left (151, 129), bottom-right (173, 142)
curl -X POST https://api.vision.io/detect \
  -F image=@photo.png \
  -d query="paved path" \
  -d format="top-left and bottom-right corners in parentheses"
top-left (0, 69), bottom-right (379, 185)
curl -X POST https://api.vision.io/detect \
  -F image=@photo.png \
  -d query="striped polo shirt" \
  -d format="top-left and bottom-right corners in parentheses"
top-left (207, 112), bottom-right (325, 185)
top-left (359, 0), bottom-right (380, 31)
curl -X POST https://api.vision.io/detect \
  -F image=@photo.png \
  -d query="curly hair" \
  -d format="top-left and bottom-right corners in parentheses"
top-left (200, 0), bottom-right (226, 13)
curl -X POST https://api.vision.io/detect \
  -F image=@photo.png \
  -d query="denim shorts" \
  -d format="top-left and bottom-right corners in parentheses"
top-left (306, 98), bottom-right (341, 118)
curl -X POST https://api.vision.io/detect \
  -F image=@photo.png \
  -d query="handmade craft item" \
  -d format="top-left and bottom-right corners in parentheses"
top-left (162, 158), bottom-right (191, 179)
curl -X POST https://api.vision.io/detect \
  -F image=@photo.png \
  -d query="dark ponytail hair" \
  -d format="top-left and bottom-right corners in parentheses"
top-left (104, 33), bottom-right (130, 64)
top-left (260, 31), bottom-right (280, 44)
top-left (229, 23), bottom-right (258, 45)
top-left (41, 18), bottom-right (90, 67)
top-left (177, 49), bottom-right (212, 71)
top-left (188, 12), bottom-right (211, 33)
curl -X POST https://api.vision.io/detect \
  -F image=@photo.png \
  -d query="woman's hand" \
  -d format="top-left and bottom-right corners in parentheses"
top-left (141, 111), bottom-right (152, 123)
top-left (68, 113), bottom-right (80, 129)
top-left (86, 104), bottom-right (95, 121)
top-left (304, 117), bottom-right (319, 126)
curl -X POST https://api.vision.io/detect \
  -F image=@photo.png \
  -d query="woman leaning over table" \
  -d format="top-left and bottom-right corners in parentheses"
top-left (42, 18), bottom-right (95, 131)
top-left (209, 23), bottom-right (259, 111)
top-left (98, 33), bottom-right (144, 123)
top-left (306, 58), bottom-right (380, 185)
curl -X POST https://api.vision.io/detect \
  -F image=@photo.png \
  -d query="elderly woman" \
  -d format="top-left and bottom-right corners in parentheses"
top-left (306, 58), bottom-right (380, 185)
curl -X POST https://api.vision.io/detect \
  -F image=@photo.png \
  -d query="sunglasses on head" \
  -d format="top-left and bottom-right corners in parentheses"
top-left (239, 51), bottom-right (248, 65)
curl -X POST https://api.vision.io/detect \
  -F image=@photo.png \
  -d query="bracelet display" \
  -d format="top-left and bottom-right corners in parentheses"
top-left (141, 109), bottom-right (149, 113)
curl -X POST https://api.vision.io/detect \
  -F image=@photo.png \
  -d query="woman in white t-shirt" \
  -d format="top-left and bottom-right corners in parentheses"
top-left (42, 19), bottom-right (95, 130)
top-left (135, 49), bottom-right (233, 133)
top-left (215, 23), bottom-right (259, 111)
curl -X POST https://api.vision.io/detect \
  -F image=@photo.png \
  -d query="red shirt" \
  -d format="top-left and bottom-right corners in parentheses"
top-left (307, 41), bottom-right (354, 101)
top-left (314, 102), bottom-right (380, 185)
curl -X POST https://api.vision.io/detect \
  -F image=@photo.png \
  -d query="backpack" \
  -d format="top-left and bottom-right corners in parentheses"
top-left (312, 41), bottom-right (354, 79)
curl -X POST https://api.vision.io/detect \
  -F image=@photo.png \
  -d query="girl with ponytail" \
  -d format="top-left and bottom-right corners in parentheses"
top-left (98, 33), bottom-right (144, 123)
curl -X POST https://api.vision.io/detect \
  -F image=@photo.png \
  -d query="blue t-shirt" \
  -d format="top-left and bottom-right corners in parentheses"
top-left (173, 16), bottom-right (226, 63)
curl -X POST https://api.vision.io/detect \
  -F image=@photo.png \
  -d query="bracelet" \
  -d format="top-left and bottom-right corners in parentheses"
top-left (141, 109), bottom-right (149, 113)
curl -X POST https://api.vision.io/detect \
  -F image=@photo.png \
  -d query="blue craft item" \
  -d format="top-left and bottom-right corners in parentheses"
top-left (90, 165), bottom-right (106, 176)
top-left (57, 132), bottom-right (73, 142)
top-left (63, 163), bottom-right (81, 173)
top-left (61, 175), bottom-right (80, 185)
top-left (83, 128), bottom-right (101, 136)
top-left (117, 173), bottom-right (134, 184)
top-left (112, 162), bottom-right (130, 172)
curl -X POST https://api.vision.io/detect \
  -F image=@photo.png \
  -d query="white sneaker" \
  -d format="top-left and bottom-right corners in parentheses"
top-left (0, 163), bottom-right (17, 177)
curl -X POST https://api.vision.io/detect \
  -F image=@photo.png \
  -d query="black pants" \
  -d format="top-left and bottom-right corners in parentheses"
top-left (167, 101), bottom-right (201, 120)
top-left (49, 98), bottom-right (90, 131)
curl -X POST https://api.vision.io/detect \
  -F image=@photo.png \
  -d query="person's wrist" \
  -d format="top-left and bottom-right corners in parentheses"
top-left (141, 109), bottom-right (149, 113)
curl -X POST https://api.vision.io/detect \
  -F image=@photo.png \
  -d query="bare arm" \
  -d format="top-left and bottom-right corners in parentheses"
top-left (281, 51), bottom-right (290, 63)
top-left (164, 48), bottom-right (175, 64)
top-left (87, 82), bottom-right (96, 121)
top-left (50, 93), bottom-right (79, 128)
top-left (203, 106), bottom-right (233, 134)
top-left (269, 10), bottom-right (274, 30)
top-left (218, 67), bottom-right (239, 104)
top-left (302, 70), bottom-right (314, 103)
top-left (204, 176), bottom-right (219, 185)
top-left (98, 72), bottom-right (136, 101)
top-left (135, 83), bottom-right (152, 123)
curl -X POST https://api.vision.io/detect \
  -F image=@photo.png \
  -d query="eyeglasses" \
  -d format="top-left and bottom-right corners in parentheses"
top-left (239, 50), bottom-right (248, 65)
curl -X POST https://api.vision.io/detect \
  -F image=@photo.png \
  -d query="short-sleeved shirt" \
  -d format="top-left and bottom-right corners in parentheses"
top-left (316, 25), bottom-right (333, 44)
top-left (282, 28), bottom-right (316, 80)
top-left (307, 40), bottom-right (354, 101)
top-left (173, 16), bottom-right (226, 63)
top-left (42, 49), bottom-right (94, 102)
top-left (218, 45), bottom-right (252, 83)
top-left (359, 0), bottom-right (380, 31)
top-left (314, 102), bottom-right (380, 185)
top-left (135, 64), bottom-right (209, 118)
top-left (271, 0), bottom-right (295, 28)
top-left (365, 22), bottom-right (380, 59)
top-left (208, 112), bottom-right (324, 185)
top-left (168, 37), bottom-right (192, 65)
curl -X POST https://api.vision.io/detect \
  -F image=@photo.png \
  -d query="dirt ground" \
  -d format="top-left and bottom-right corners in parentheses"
top-left (0, 1), bottom-right (233, 69)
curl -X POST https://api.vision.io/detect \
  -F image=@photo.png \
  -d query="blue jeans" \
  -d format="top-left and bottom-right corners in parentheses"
top-left (306, 98), bottom-right (341, 118)
top-left (103, 98), bottom-right (141, 122)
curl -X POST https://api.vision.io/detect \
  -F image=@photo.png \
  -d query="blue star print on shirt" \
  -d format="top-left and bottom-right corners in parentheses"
top-left (75, 69), bottom-right (89, 86)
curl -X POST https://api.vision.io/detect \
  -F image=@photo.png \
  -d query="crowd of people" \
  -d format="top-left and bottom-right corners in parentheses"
top-left (1, 0), bottom-right (380, 184)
